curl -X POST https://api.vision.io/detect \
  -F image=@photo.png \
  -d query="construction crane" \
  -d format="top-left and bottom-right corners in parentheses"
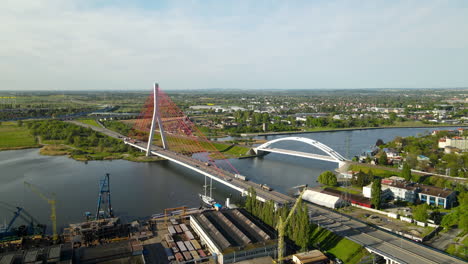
top-left (24, 181), bottom-right (58, 242)
top-left (0, 207), bottom-right (22, 235)
top-left (96, 173), bottom-right (113, 220)
top-left (276, 185), bottom-right (308, 264)
top-left (0, 202), bottom-right (46, 240)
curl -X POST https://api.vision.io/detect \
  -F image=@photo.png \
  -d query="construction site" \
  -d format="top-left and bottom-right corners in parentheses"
top-left (0, 169), bottom-right (321, 264)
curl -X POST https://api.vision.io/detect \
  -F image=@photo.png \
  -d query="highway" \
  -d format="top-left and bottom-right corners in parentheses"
top-left (69, 121), bottom-right (464, 264)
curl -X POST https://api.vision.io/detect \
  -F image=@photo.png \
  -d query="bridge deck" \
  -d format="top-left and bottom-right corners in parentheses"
top-left (257, 147), bottom-right (338, 163)
top-left (69, 121), bottom-right (463, 264)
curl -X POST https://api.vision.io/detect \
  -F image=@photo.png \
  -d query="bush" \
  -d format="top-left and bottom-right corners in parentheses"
top-left (318, 171), bottom-right (338, 186)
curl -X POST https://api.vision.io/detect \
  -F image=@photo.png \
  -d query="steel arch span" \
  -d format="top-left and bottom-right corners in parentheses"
top-left (253, 136), bottom-right (347, 164)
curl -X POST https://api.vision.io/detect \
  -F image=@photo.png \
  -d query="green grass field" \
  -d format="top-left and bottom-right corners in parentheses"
top-left (349, 164), bottom-right (400, 178)
top-left (326, 186), bottom-right (362, 195)
top-left (0, 122), bottom-right (39, 150)
top-left (77, 119), bottom-right (100, 127)
top-left (310, 225), bottom-right (368, 263)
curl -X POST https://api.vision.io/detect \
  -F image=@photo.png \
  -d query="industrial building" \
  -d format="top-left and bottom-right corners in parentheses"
top-left (190, 209), bottom-right (278, 264)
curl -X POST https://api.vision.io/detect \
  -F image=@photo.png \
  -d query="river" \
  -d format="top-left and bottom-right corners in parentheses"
top-left (0, 126), bottom-right (462, 232)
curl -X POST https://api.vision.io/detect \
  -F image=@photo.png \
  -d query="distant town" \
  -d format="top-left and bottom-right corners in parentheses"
top-left (0, 88), bottom-right (466, 264)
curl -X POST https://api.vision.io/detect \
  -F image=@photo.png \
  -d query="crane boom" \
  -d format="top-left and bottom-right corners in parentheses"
top-left (24, 181), bottom-right (58, 242)
top-left (5, 207), bottom-right (22, 233)
top-left (276, 186), bottom-right (307, 264)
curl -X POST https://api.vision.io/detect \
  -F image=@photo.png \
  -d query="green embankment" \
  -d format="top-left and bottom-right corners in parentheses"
top-left (77, 119), bottom-right (101, 127)
top-left (310, 225), bottom-right (368, 264)
top-left (0, 122), bottom-right (40, 150)
top-left (349, 164), bottom-right (401, 178)
top-left (446, 235), bottom-right (468, 261)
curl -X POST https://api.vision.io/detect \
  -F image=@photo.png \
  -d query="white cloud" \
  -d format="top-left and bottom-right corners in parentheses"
top-left (0, 0), bottom-right (467, 90)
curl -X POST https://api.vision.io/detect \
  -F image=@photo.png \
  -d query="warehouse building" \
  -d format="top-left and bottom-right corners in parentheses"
top-left (302, 189), bottom-right (347, 209)
top-left (190, 209), bottom-right (278, 264)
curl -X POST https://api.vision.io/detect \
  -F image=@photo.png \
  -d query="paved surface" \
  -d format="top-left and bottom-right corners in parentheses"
top-left (143, 243), bottom-right (168, 264)
top-left (427, 228), bottom-right (462, 251)
top-left (70, 121), bottom-right (465, 264)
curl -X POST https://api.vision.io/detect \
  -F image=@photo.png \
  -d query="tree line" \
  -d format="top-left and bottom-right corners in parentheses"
top-left (245, 187), bottom-right (310, 250)
top-left (28, 120), bottom-right (131, 154)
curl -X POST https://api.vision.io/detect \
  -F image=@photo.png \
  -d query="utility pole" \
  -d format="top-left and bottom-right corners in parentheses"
top-left (147, 83), bottom-right (168, 156)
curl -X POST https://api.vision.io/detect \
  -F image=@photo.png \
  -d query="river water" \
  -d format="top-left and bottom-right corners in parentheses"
top-left (0, 126), bottom-right (462, 232)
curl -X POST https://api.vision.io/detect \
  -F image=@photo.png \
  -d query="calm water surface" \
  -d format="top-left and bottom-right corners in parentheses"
top-left (0, 126), bottom-right (461, 232)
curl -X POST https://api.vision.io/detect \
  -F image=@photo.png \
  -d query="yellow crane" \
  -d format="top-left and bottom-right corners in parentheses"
top-left (276, 185), bottom-right (307, 264)
top-left (24, 181), bottom-right (58, 242)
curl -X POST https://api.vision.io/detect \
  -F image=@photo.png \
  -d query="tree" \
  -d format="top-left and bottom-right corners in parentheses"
top-left (352, 170), bottom-right (373, 187)
top-left (378, 152), bottom-right (388, 165)
top-left (412, 203), bottom-right (429, 222)
top-left (17, 120), bottom-right (23, 127)
top-left (318, 171), bottom-right (337, 186)
top-left (430, 210), bottom-right (442, 225)
top-left (245, 187), bottom-right (257, 213)
top-left (402, 162), bottom-right (412, 181)
top-left (375, 139), bottom-right (384, 146)
top-left (371, 178), bottom-right (382, 209)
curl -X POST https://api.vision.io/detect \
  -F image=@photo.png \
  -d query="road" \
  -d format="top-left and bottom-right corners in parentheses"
top-left (69, 121), bottom-right (464, 264)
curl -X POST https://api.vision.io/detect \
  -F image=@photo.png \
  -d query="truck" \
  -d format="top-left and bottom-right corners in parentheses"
top-left (261, 184), bottom-right (272, 191)
top-left (234, 174), bottom-right (247, 181)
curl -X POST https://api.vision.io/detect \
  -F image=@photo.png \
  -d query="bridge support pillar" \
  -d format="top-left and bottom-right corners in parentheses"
top-left (250, 148), bottom-right (267, 156)
top-left (147, 83), bottom-right (168, 156)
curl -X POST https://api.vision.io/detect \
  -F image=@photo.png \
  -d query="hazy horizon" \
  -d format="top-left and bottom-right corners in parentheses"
top-left (1, 0), bottom-right (468, 91)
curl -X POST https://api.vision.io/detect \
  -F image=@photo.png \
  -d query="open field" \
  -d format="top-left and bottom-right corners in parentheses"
top-left (0, 122), bottom-right (39, 150)
top-left (326, 186), bottom-right (362, 195)
top-left (349, 164), bottom-right (401, 178)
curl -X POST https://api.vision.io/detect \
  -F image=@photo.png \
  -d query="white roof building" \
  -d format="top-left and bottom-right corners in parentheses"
top-left (302, 190), bottom-right (345, 209)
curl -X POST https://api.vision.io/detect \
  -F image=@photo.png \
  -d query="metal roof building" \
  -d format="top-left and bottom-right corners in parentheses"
top-left (190, 209), bottom-right (278, 264)
top-left (302, 189), bottom-right (346, 209)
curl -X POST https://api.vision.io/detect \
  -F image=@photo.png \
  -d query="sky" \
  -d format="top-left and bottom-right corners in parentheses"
top-left (1, 0), bottom-right (467, 91)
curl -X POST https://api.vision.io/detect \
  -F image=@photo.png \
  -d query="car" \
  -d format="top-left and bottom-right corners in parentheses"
top-left (334, 258), bottom-right (343, 264)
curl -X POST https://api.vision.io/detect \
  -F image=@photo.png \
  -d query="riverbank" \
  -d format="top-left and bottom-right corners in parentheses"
top-left (239, 124), bottom-right (468, 137)
top-left (38, 143), bottom-right (165, 162)
top-left (0, 121), bottom-right (165, 162)
top-left (0, 122), bottom-right (41, 150)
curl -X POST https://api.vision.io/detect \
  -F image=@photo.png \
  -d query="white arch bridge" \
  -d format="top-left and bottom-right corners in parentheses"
top-left (252, 137), bottom-right (348, 167)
